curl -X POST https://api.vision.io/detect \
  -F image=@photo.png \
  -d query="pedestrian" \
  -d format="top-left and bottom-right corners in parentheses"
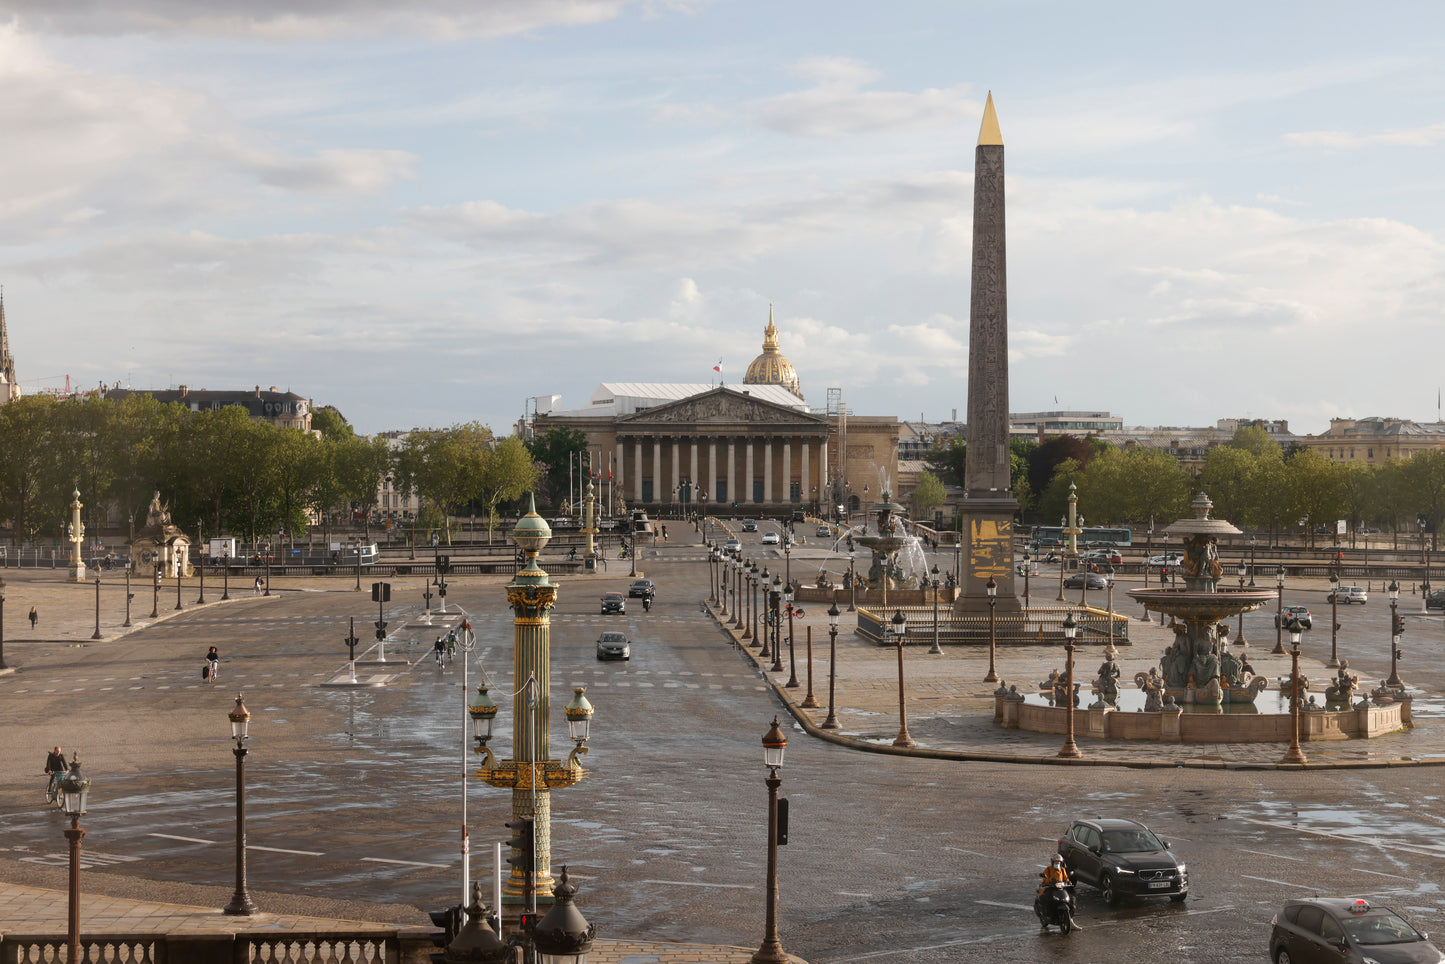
top-left (253, 575), bottom-right (264, 596)
top-left (661, 524), bottom-right (668, 541)
top-left (28, 606), bottom-right (37, 630)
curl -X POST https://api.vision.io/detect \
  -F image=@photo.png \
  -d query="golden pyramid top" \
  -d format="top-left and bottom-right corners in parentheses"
top-left (977, 91), bottom-right (1003, 146)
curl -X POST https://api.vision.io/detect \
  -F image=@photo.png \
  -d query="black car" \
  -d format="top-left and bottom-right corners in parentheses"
top-left (628, 579), bottom-right (655, 598)
top-left (1062, 572), bottom-right (1109, 591)
top-left (1274, 605), bottom-right (1314, 630)
top-left (1057, 818), bottom-right (1187, 904)
top-left (595, 631), bottom-right (631, 661)
top-left (741, 520), bottom-right (759, 532)
top-left (1270, 897), bottom-right (1441, 964)
top-left (1427, 589), bottom-right (1445, 610)
top-left (600, 592), bottom-right (626, 615)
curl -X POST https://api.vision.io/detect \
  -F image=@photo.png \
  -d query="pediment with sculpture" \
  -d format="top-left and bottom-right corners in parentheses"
top-left (618, 388), bottom-right (826, 431)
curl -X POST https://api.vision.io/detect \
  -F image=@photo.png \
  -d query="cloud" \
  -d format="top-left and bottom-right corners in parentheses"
top-left (756, 58), bottom-right (979, 138)
top-left (3, 0), bottom-right (636, 40)
top-left (1284, 122), bottom-right (1445, 149)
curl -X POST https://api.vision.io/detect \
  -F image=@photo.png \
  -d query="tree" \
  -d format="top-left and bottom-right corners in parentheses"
top-left (476, 436), bottom-right (540, 542)
top-left (311, 405), bottom-right (354, 441)
top-left (1226, 425), bottom-right (1282, 459)
top-left (1199, 446), bottom-right (1258, 524)
top-left (911, 470), bottom-right (947, 520)
top-left (1286, 449), bottom-right (1345, 548)
top-left (924, 437), bottom-right (966, 488)
top-left (399, 423), bottom-right (494, 544)
top-left (1026, 435), bottom-right (1092, 507)
top-left (527, 427), bottom-right (588, 512)
top-left (0, 395), bottom-right (62, 545)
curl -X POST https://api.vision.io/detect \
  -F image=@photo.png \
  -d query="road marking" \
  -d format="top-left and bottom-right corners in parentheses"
top-left (248, 845), bottom-right (324, 856)
top-left (639, 879), bottom-right (751, 889)
top-left (1235, 847), bottom-right (1304, 861)
top-left (1351, 866), bottom-right (1411, 880)
top-left (1236, 815), bottom-right (1445, 860)
top-left (975, 899), bottom-right (1031, 911)
top-left (1242, 874), bottom-right (1317, 889)
top-left (362, 857), bottom-right (450, 868)
top-left (149, 833), bottom-right (212, 845)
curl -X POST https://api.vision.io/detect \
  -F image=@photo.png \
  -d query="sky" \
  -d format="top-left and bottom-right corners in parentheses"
top-left (3, 1), bottom-right (1445, 437)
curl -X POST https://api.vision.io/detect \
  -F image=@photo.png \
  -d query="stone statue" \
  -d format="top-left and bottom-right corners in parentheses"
top-left (1325, 660), bottom-right (1358, 703)
top-left (1093, 655), bottom-right (1122, 706)
top-left (145, 491), bottom-right (172, 528)
top-left (1219, 647), bottom-right (1244, 689)
top-left (1136, 668), bottom-right (1166, 712)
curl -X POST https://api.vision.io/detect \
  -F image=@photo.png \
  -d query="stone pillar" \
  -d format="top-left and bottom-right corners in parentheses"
top-left (615, 441), bottom-right (625, 497)
top-left (782, 439), bottom-right (792, 506)
top-left (672, 439), bottom-right (681, 508)
top-left (745, 440), bottom-right (755, 505)
top-left (819, 440), bottom-right (828, 506)
top-left (653, 440), bottom-right (662, 504)
top-left (634, 442), bottom-right (643, 501)
top-left (727, 440), bottom-right (736, 507)
top-left (690, 441), bottom-right (699, 509)
top-left (801, 443), bottom-right (810, 509)
top-left (764, 438), bottom-right (773, 507)
top-left (709, 439), bottom-right (717, 505)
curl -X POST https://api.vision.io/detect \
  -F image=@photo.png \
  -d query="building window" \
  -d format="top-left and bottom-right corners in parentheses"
top-left (1368, 448), bottom-right (1373, 459)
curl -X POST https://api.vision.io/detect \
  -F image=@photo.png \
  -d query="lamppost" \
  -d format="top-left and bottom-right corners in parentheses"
top-left (753, 568), bottom-right (768, 651)
top-left (1387, 579), bottom-right (1405, 690)
top-left (223, 695), bottom-right (259, 915)
top-left (1248, 535), bottom-right (1257, 586)
top-left (847, 553), bottom-right (856, 612)
top-left (821, 600), bottom-right (841, 730)
top-left (151, 561), bottom-right (161, 618)
top-left (196, 531), bottom-right (206, 604)
top-left (771, 579), bottom-right (786, 674)
top-left (476, 495), bottom-right (592, 903)
top-left (751, 718), bottom-right (790, 964)
top-left (1281, 616), bottom-right (1307, 765)
top-left (708, 546), bottom-right (718, 605)
top-left (984, 576), bottom-right (998, 683)
top-left (1422, 518), bottom-right (1432, 614)
top-left (221, 551), bottom-right (230, 601)
top-left (532, 867), bottom-right (596, 964)
top-left (58, 755), bottom-right (92, 963)
top-left (890, 609), bottom-right (915, 748)
top-left (732, 558), bottom-right (745, 630)
top-left (1235, 561), bottom-right (1248, 648)
top-left (1058, 612), bottom-right (1082, 759)
top-left (928, 565), bottom-right (942, 656)
top-left (1272, 567), bottom-right (1286, 655)
top-left (123, 567), bottom-right (133, 628)
top-left (741, 561), bottom-right (754, 642)
top-left (1106, 566), bottom-right (1118, 657)
top-left (1326, 565), bottom-right (1341, 668)
top-left (0, 578), bottom-right (6, 670)
top-left (1056, 516), bottom-right (1067, 602)
top-left (92, 573), bottom-right (103, 640)
top-left (801, 618), bottom-right (818, 709)
top-left (264, 545), bottom-right (271, 597)
top-left (175, 553), bottom-right (184, 611)
top-left (784, 586), bottom-right (798, 688)
top-left (1022, 551), bottom-right (1031, 609)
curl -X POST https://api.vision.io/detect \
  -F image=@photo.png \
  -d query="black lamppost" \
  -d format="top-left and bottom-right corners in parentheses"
top-left (1387, 579), bottom-right (1405, 690)
top-left (1326, 566), bottom-right (1340, 668)
top-left (92, 573), bottom-right (103, 640)
top-left (928, 564), bottom-right (942, 656)
top-left (0, 577), bottom-right (6, 669)
top-left (770, 579), bottom-right (786, 674)
top-left (1235, 561), bottom-right (1248, 648)
top-left (847, 553), bottom-right (857, 612)
top-left (821, 599), bottom-right (841, 730)
top-left (196, 524), bottom-right (206, 604)
top-left (263, 545), bottom-right (271, 597)
top-left (1281, 616), bottom-right (1307, 765)
top-left (175, 555), bottom-right (184, 611)
top-left (732, 558), bottom-right (745, 630)
top-left (751, 718), bottom-right (789, 964)
top-left (151, 561), bottom-right (161, 618)
top-left (984, 576), bottom-right (998, 683)
top-left (1248, 535), bottom-right (1257, 586)
top-left (1272, 567), bottom-right (1286, 655)
top-left (753, 567), bottom-right (767, 651)
top-left (223, 694), bottom-right (258, 915)
top-left (801, 616), bottom-right (818, 710)
top-left (1058, 612), bottom-right (1082, 759)
top-left (784, 585), bottom-right (798, 688)
top-left (221, 551), bottom-right (231, 601)
top-left (741, 562), bottom-right (755, 642)
top-left (1022, 551), bottom-right (1032, 609)
top-left (890, 609), bottom-right (915, 748)
top-left (59, 755), bottom-right (91, 964)
top-left (708, 546), bottom-right (718, 605)
top-left (123, 568), bottom-right (133, 628)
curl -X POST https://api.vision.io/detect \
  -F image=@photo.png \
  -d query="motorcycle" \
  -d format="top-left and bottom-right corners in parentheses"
top-left (1035, 880), bottom-right (1076, 934)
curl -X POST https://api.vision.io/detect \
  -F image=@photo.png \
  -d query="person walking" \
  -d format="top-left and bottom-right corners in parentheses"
top-left (28, 606), bottom-right (37, 631)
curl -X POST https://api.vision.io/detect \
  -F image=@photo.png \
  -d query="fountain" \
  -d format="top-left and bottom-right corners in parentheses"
top-left (1127, 492), bottom-right (1276, 706)
top-left (852, 491), bottom-right (925, 596)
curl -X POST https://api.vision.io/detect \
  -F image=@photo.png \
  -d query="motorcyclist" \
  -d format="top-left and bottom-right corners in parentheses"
top-left (1036, 854), bottom-right (1079, 929)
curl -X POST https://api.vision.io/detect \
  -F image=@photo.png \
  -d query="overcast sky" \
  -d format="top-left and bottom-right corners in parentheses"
top-left (3, 1), bottom-right (1444, 436)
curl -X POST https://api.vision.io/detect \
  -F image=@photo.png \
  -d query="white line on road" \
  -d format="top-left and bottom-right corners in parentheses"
top-left (362, 857), bottom-right (450, 868)
top-left (247, 845), bottom-right (324, 856)
top-left (639, 879), bottom-right (751, 889)
top-left (148, 833), bottom-right (212, 845)
top-left (1235, 815), bottom-right (1445, 860)
top-left (1235, 847), bottom-right (1304, 861)
top-left (1351, 866), bottom-right (1411, 879)
top-left (975, 899), bottom-right (1032, 911)
top-left (1242, 874), bottom-right (1317, 889)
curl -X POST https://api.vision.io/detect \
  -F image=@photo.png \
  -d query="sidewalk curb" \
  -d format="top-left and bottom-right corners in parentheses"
top-left (701, 603), bottom-right (1443, 772)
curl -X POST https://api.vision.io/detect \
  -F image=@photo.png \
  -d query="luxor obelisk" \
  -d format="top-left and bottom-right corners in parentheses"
top-left (955, 92), bottom-right (1021, 614)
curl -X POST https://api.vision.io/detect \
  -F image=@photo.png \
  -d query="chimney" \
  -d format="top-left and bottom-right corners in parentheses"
top-left (178, 385), bottom-right (188, 397)
top-left (269, 386), bottom-right (277, 393)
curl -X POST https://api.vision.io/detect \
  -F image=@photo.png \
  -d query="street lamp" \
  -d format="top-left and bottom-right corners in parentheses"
top-left (732, 558), bottom-right (745, 630)
top-left (751, 718), bottom-right (790, 964)
top-left (196, 528), bottom-right (206, 605)
top-left (741, 562), bottom-right (755, 641)
top-left (532, 867), bottom-right (596, 964)
top-left (123, 567), bottom-right (132, 628)
top-left (221, 551), bottom-right (230, 601)
top-left (1326, 566), bottom-right (1340, 668)
top-left (223, 694), bottom-right (258, 915)
top-left (0, 577), bottom-right (6, 670)
top-left (770, 577), bottom-right (786, 674)
top-left (928, 565), bottom-right (942, 655)
top-left (890, 610), bottom-right (915, 748)
top-left (175, 553), bottom-right (184, 611)
top-left (753, 568), bottom-right (768, 651)
top-left (1022, 551), bottom-right (1032, 609)
top-left (440, 882), bottom-right (512, 964)
top-left (1058, 612), bottom-right (1082, 759)
top-left (784, 585), bottom-right (798, 688)
top-left (847, 553), bottom-right (857, 612)
top-left (1272, 567), bottom-right (1286, 655)
top-left (1248, 535), bottom-right (1257, 586)
top-left (151, 560), bottom-right (160, 618)
top-left (1235, 561), bottom-right (1248, 648)
top-left (1281, 616), bottom-right (1307, 765)
top-left (1387, 579), bottom-right (1405, 690)
top-left (92, 572), bottom-right (103, 640)
top-left (984, 576), bottom-right (998, 683)
top-left (821, 599), bottom-right (841, 729)
top-left (58, 754), bottom-right (92, 962)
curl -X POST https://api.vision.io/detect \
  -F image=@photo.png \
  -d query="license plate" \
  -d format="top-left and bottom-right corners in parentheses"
top-left (1148, 881), bottom-right (1170, 889)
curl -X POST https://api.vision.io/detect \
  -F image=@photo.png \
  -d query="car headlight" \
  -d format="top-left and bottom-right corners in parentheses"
top-left (1113, 867), bottom-right (1135, 875)
top-left (1176, 864), bottom-right (1186, 874)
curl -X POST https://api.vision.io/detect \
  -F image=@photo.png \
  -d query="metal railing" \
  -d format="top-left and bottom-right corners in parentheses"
top-left (856, 605), bottom-right (1130, 646)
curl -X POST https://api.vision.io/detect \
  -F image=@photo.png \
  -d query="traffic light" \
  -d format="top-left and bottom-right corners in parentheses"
top-left (777, 797), bottom-right (790, 846)
top-left (505, 815), bottom-right (535, 881)
top-left (371, 582), bottom-right (391, 602)
top-left (1393, 612), bottom-right (1406, 636)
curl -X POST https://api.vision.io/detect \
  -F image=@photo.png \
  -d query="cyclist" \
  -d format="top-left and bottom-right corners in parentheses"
top-left (433, 636), bottom-right (446, 666)
top-left (205, 646), bottom-right (220, 683)
top-left (445, 630), bottom-right (457, 662)
top-left (45, 746), bottom-right (67, 802)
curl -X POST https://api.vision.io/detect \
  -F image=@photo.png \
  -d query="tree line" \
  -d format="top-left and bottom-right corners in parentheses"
top-left (0, 394), bottom-right (538, 546)
top-left (922, 426), bottom-right (1445, 547)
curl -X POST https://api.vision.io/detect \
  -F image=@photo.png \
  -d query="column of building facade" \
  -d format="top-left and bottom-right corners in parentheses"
top-left (633, 442), bottom-right (643, 501)
top-left (615, 441), bottom-right (625, 499)
top-left (689, 442), bottom-right (699, 509)
top-left (820, 439), bottom-right (829, 505)
top-left (763, 438), bottom-right (773, 507)
top-left (801, 443), bottom-right (810, 509)
top-left (727, 440), bottom-right (736, 507)
top-left (652, 440), bottom-right (661, 505)
top-left (708, 440), bottom-right (717, 506)
top-left (744, 440), bottom-right (755, 505)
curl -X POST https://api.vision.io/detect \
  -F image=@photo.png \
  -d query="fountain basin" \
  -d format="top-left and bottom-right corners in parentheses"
top-left (1127, 587), bottom-right (1276, 618)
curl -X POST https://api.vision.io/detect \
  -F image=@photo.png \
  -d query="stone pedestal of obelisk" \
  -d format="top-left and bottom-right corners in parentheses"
top-left (955, 92), bottom-right (1021, 614)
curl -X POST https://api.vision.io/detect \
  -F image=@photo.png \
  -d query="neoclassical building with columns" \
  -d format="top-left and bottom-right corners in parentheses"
top-left (532, 317), bottom-right (899, 516)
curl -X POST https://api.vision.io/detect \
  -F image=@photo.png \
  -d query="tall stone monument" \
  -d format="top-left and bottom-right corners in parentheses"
top-left (955, 92), bottom-right (1021, 614)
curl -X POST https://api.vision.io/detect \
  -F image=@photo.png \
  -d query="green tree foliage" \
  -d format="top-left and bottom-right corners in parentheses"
top-left (477, 436), bottom-right (540, 543)
top-left (311, 405), bottom-right (353, 440)
top-left (911, 470), bottom-right (947, 518)
top-left (924, 436), bottom-right (966, 487)
top-left (1025, 435), bottom-right (1092, 511)
top-left (399, 423), bottom-right (494, 543)
top-left (1226, 424), bottom-right (1282, 458)
top-left (527, 427), bottom-right (589, 511)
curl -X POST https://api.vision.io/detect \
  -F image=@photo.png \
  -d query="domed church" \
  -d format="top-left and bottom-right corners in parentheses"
top-left (743, 305), bottom-right (802, 399)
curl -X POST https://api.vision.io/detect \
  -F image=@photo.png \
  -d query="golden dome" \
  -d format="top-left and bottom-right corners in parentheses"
top-left (743, 305), bottom-right (802, 399)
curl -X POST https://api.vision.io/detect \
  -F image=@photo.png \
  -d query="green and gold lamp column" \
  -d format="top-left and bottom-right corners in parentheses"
top-left (476, 494), bottom-right (588, 901)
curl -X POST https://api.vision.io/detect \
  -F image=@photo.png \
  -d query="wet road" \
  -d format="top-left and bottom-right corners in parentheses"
top-left (4, 542), bottom-right (1445, 962)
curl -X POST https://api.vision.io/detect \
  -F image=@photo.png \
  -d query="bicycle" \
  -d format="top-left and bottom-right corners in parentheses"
top-left (44, 771), bottom-right (62, 808)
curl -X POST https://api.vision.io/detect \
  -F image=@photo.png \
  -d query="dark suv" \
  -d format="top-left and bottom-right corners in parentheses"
top-left (1057, 818), bottom-right (1187, 904)
top-left (1270, 897), bottom-right (1441, 963)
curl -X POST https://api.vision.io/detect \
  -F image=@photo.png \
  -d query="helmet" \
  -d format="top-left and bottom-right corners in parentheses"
top-left (1051, 854), bottom-right (1063, 865)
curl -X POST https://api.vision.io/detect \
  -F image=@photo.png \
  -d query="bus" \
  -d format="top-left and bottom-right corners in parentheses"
top-left (1029, 526), bottom-right (1133, 548)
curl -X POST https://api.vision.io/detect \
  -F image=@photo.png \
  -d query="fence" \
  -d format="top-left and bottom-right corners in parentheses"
top-left (0, 931), bottom-right (435, 963)
top-left (855, 604), bottom-right (1131, 647)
